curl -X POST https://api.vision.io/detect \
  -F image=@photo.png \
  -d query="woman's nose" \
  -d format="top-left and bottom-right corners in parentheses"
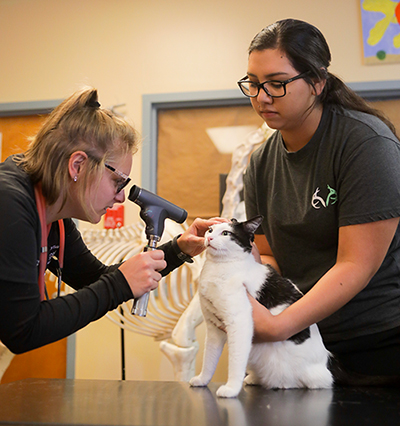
top-left (115, 189), bottom-right (126, 203)
top-left (257, 88), bottom-right (273, 104)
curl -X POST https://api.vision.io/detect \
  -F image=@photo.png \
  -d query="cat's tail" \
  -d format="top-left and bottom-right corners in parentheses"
top-left (328, 355), bottom-right (400, 387)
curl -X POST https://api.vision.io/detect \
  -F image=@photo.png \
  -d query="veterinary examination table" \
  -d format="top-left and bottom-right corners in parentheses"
top-left (0, 378), bottom-right (399, 425)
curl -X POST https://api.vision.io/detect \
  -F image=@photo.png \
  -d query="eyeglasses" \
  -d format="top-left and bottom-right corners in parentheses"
top-left (237, 72), bottom-right (309, 98)
top-left (104, 163), bottom-right (131, 193)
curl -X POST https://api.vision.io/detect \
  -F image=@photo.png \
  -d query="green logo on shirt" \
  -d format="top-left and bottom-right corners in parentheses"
top-left (311, 185), bottom-right (337, 209)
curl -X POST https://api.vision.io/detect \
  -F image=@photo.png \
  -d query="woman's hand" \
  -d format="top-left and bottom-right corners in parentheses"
top-left (247, 293), bottom-right (286, 342)
top-left (176, 217), bottom-right (228, 257)
top-left (118, 250), bottom-right (166, 298)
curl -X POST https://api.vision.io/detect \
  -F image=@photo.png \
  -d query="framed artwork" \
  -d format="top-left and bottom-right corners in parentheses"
top-left (360, 0), bottom-right (400, 64)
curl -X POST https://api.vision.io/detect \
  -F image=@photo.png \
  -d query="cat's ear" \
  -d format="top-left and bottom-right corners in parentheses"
top-left (243, 215), bottom-right (263, 235)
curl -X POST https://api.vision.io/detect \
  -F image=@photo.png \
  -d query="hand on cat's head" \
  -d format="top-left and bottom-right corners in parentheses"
top-left (177, 217), bottom-right (229, 257)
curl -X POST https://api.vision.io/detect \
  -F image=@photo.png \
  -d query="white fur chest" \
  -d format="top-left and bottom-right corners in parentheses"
top-left (198, 255), bottom-right (267, 317)
top-left (200, 258), bottom-right (247, 295)
top-left (202, 254), bottom-right (266, 291)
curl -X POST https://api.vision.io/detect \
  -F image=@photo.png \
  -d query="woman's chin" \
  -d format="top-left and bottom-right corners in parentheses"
top-left (91, 215), bottom-right (102, 224)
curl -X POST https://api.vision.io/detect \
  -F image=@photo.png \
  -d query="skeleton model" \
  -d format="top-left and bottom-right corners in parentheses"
top-left (0, 342), bottom-right (14, 381)
top-left (81, 220), bottom-right (205, 381)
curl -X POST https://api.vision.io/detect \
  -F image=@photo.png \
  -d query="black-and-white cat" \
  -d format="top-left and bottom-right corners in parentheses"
top-left (189, 216), bottom-right (333, 398)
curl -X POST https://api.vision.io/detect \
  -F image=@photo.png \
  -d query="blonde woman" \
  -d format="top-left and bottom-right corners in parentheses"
top-left (0, 87), bottom-right (219, 354)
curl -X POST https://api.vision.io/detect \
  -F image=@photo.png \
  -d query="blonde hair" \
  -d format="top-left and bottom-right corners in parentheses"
top-left (18, 87), bottom-right (139, 218)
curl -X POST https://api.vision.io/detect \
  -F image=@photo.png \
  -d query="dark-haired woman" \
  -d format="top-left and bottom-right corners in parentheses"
top-left (0, 87), bottom-right (222, 354)
top-left (241, 19), bottom-right (400, 383)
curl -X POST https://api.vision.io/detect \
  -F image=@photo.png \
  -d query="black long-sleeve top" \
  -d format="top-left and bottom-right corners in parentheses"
top-left (0, 155), bottom-right (184, 354)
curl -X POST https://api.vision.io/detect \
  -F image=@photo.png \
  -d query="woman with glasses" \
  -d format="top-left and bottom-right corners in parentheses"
top-left (241, 19), bottom-right (400, 384)
top-left (0, 87), bottom-right (221, 354)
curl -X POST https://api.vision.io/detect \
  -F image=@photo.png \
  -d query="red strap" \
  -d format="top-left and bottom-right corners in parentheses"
top-left (58, 219), bottom-right (65, 270)
top-left (34, 184), bottom-right (65, 301)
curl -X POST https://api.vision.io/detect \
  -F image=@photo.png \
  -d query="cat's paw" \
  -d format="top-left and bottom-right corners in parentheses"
top-left (216, 384), bottom-right (241, 398)
top-left (189, 375), bottom-right (209, 387)
top-left (244, 373), bottom-right (260, 386)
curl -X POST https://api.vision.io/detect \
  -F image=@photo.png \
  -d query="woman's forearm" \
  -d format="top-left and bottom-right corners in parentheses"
top-left (252, 261), bottom-right (372, 342)
top-left (277, 261), bottom-right (372, 340)
top-left (253, 218), bottom-right (399, 342)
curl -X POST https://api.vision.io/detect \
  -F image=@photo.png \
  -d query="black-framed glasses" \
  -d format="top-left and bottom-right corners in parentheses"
top-left (237, 72), bottom-right (309, 98)
top-left (104, 163), bottom-right (131, 193)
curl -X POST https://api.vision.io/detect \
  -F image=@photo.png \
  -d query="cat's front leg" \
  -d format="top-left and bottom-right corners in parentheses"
top-left (216, 312), bottom-right (253, 398)
top-left (190, 322), bottom-right (226, 388)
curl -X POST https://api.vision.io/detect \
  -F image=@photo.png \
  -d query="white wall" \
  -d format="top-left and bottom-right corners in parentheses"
top-left (1, 0), bottom-right (399, 381)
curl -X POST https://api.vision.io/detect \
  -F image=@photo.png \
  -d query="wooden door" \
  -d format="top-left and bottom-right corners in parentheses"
top-left (0, 114), bottom-right (67, 384)
top-left (157, 104), bottom-right (264, 222)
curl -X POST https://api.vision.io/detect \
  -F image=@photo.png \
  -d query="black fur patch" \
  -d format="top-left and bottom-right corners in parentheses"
top-left (228, 221), bottom-right (253, 253)
top-left (229, 216), bottom-right (311, 345)
top-left (256, 265), bottom-right (311, 345)
top-left (288, 328), bottom-right (311, 344)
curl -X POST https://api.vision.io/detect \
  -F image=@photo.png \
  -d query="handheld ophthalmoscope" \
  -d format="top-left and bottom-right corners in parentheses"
top-left (128, 185), bottom-right (187, 316)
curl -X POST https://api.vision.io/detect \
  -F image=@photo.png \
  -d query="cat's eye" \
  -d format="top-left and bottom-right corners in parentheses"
top-left (222, 230), bottom-right (231, 236)
top-left (207, 227), bottom-right (213, 234)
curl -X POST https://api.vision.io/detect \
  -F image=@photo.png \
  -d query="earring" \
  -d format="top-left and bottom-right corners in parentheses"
top-left (74, 176), bottom-right (78, 182)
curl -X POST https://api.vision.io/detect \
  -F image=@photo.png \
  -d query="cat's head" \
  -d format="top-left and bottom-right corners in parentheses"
top-left (204, 216), bottom-right (263, 259)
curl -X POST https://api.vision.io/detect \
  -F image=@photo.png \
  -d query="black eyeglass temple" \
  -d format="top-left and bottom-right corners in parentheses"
top-left (105, 164), bottom-right (116, 172)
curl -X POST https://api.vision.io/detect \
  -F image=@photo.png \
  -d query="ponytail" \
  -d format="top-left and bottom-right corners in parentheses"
top-left (321, 73), bottom-right (398, 137)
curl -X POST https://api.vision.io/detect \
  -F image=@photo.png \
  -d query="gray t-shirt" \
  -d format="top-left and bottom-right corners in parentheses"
top-left (244, 105), bottom-right (400, 343)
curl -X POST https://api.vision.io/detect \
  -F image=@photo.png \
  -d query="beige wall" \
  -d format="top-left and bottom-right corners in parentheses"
top-left (2, 0), bottom-right (399, 222)
top-left (2, 0), bottom-right (400, 382)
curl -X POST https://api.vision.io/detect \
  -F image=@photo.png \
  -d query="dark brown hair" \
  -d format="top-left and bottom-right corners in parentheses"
top-left (249, 19), bottom-right (397, 136)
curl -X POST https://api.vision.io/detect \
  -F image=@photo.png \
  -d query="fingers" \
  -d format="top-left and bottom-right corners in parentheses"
top-left (176, 217), bottom-right (229, 258)
top-left (146, 249), bottom-right (166, 266)
top-left (118, 250), bottom-right (166, 298)
top-left (190, 217), bottom-right (228, 236)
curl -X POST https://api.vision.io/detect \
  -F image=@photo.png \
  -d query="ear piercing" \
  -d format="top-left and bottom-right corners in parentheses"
top-left (74, 176), bottom-right (78, 182)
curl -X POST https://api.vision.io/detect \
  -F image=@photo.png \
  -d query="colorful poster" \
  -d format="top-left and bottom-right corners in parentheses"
top-left (360, 0), bottom-right (400, 64)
